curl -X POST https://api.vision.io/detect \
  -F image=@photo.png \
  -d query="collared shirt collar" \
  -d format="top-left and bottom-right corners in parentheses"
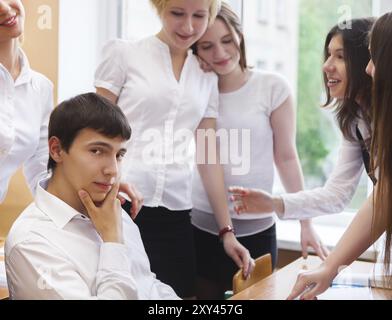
top-left (0, 48), bottom-right (32, 86)
top-left (14, 48), bottom-right (32, 86)
top-left (151, 35), bottom-right (193, 57)
top-left (35, 178), bottom-right (84, 229)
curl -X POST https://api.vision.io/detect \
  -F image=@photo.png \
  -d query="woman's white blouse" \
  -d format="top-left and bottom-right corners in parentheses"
top-left (0, 50), bottom-right (53, 202)
top-left (95, 36), bottom-right (219, 210)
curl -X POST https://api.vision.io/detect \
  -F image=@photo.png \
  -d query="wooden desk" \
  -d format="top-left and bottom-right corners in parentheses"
top-left (231, 255), bottom-right (392, 300)
top-left (0, 238), bottom-right (9, 300)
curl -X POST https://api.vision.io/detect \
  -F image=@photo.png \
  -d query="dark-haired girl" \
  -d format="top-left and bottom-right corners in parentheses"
top-left (288, 12), bottom-right (392, 300)
top-left (229, 18), bottom-right (376, 222)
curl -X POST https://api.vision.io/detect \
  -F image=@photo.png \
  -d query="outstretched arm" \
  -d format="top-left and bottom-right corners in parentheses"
top-left (287, 192), bottom-right (384, 300)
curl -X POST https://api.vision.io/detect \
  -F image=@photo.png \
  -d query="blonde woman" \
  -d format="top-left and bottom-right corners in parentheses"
top-left (0, 0), bottom-right (52, 204)
top-left (95, 0), bottom-right (253, 299)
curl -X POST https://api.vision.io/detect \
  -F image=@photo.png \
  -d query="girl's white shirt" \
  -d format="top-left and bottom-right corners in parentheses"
top-left (94, 36), bottom-right (219, 211)
top-left (192, 70), bottom-right (291, 235)
top-left (0, 49), bottom-right (53, 202)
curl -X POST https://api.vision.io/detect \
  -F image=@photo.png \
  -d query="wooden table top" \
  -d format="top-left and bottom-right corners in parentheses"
top-left (231, 255), bottom-right (392, 300)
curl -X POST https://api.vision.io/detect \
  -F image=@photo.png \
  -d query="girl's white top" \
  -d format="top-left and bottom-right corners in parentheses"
top-left (0, 49), bottom-right (53, 202)
top-left (192, 70), bottom-right (290, 236)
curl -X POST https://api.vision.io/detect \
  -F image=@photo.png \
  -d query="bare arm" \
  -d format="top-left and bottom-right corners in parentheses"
top-left (96, 87), bottom-right (119, 104)
top-left (288, 192), bottom-right (385, 299)
top-left (196, 118), bottom-right (254, 277)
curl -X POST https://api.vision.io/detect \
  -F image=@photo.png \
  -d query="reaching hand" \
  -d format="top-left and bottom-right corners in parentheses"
top-left (300, 221), bottom-right (330, 260)
top-left (287, 263), bottom-right (336, 300)
top-left (229, 186), bottom-right (281, 215)
top-left (78, 181), bottom-right (123, 243)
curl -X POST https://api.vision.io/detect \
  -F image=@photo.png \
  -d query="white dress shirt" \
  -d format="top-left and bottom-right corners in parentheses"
top-left (94, 36), bottom-right (219, 210)
top-left (0, 49), bottom-right (52, 202)
top-left (192, 71), bottom-right (290, 236)
top-left (5, 179), bottom-right (179, 300)
top-left (281, 120), bottom-right (369, 220)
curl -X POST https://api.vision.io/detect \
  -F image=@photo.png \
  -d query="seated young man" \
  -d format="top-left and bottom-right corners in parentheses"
top-left (5, 93), bottom-right (179, 300)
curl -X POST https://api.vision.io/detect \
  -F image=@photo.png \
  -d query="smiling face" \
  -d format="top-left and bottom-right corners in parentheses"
top-left (196, 18), bottom-right (241, 76)
top-left (323, 34), bottom-right (348, 100)
top-left (158, 0), bottom-right (211, 52)
top-left (50, 129), bottom-right (127, 205)
top-left (0, 0), bottom-right (24, 43)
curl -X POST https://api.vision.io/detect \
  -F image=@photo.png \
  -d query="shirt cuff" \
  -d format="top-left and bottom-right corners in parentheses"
top-left (279, 193), bottom-right (301, 220)
top-left (94, 80), bottom-right (122, 97)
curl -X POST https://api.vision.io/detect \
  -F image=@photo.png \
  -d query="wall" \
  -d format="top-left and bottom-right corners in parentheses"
top-left (58, 0), bottom-right (121, 101)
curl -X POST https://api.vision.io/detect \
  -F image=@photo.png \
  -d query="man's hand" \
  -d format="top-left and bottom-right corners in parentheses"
top-left (78, 182), bottom-right (124, 243)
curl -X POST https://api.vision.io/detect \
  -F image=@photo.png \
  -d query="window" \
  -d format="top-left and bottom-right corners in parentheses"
top-left (256, 60), bottom-right (267, 70)
top-left (257, 0), bottom-right (270, 23)
top-left (225, 0), bottom-right (243, 18)
top-left (275, 0), bottom-right (288, 28)
top-left (122, 0), bottom-right (161, 40)
top-left (275, 62), bottom-right (284, 73)
top-left (120, 0), bottom-right (377, 232)
top-left (58, 0), bottom-right (122, 101)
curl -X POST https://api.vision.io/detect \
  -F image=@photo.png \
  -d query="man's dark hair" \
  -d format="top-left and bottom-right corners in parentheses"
top-left (47, 93), bottom-right (131, 171)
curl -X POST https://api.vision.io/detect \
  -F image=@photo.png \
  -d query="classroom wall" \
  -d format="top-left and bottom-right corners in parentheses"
top-left (0, 0), bottom-right (59, 237)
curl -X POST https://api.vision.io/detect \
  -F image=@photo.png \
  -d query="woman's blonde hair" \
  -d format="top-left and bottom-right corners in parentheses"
top-left (150, 0), bottom-right (221, 25)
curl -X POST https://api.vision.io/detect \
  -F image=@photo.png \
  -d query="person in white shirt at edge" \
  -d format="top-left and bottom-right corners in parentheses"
top-left (0, 0), bottom-right (143, 217)
top-left (5, 93), bottom-right (179, 300)
top-left (229, 18), bottom-right (376, 223)
top-left (0, 0), bottom-right (52, 202)
top-left (288, 12), bottom-right (392, 299)
top-left (95, 0), bottom-right (254, 299)
top-left (189, 2), bottom-right (327, 300)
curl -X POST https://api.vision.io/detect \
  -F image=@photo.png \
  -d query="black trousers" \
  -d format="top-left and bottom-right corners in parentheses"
top-left (134, 206), bottom-right (196, 298)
